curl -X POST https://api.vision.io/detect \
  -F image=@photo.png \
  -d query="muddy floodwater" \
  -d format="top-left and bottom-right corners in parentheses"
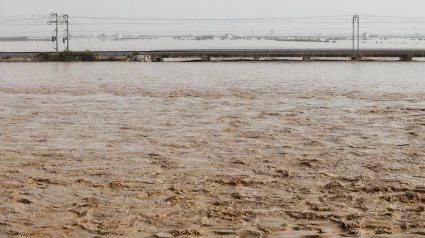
top-left (1, 62), bottom-right (425, 237)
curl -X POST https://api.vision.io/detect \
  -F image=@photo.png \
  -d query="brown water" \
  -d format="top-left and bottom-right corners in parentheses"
top-left (1, 62), bottom-right (425, 237)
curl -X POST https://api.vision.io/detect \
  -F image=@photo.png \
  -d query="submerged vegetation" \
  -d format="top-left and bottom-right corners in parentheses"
top-left (31, 51), bottom-right (144, 62)
top-left (37, 52), bottom-right (53, 61)
top-left (1, 51), bottom-right (148, 62)
top-left (36, 51), bottom-right (99, 62)
top-left (58, 51), bottom-right (98, 61)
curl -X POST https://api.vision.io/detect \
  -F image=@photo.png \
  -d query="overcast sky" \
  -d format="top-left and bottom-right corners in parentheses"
top-left (1, 0), bottom-right (425, 36)
top-left (1, 0), bottom-right (425, 18)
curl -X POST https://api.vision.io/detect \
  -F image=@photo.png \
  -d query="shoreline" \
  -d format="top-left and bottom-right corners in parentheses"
top-left (1, 49), bottom-right (425, 62)
top-left (1, 57), bottom-right (423, 63)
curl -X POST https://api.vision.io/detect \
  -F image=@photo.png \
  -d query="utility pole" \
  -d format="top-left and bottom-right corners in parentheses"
top-left (357, 15), bottom-right (360, 54)
top-left (56, 14), bottom-right (59, 53)
top-left (67, 16), bottom-right (69, 51)
top-left (60, 14), bottom-right (70, 51)
top-left (352, 15), bottom-right (360, 56)
top-left (48, 13), bottom-right (59, 53)
top-left (353, 15), bottom-right (355, 56)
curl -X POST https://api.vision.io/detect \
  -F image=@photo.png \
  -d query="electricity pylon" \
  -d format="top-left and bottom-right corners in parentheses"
top-left (48, 13), bottom-right (70, 52)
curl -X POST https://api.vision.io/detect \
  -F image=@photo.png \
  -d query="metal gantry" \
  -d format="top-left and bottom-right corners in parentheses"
top-left (48, 13), bottom-right (70, 53)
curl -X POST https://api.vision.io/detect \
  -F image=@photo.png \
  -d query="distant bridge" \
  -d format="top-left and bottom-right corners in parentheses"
top-left (147, 49), bottom-right (425, 61)
top-left (2, 49), bottom-right (425, 61)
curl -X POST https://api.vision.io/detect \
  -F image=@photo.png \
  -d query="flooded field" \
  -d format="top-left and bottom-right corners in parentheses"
top-left (1, 62), bottom-right (425, 237)
top-left (2, 37), bottom-right (425, 52)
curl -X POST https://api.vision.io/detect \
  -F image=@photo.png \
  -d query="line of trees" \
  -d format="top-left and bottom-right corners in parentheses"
top-left (0, 36), bottom-right (29, 41)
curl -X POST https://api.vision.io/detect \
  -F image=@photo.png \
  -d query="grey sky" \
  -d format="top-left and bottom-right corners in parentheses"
top-left (2, 0), bottom-right (425, 18)
top-left (1, 0), bottom-right (425, 36)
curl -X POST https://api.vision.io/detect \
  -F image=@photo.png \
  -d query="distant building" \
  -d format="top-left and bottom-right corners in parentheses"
top-left (112, 33), bottom-right (122, 39)
top-left (224, 34), bottom-right (234, 39)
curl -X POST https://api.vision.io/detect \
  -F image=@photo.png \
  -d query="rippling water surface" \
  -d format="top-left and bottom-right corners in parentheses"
top-left (1, 62), bottom-right (425, 237)
top-left (1, 61), bottom-right (425, 91)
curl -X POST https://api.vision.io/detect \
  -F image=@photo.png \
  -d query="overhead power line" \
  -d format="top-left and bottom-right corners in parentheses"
top-left (71, 16), bottom-right (354, 24)
top-left (0, 31), bottom-right (52, 35)
top-left (0, 17), bottom-right (49, 23)
top-left (72, 15), bottom-right (353, 21)
top-left (70, 19), bottom-right (96, 50)
top-left (0, 14), bottom-right (48, 20)
top-left (68, 15), bottom-right (425, 24)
